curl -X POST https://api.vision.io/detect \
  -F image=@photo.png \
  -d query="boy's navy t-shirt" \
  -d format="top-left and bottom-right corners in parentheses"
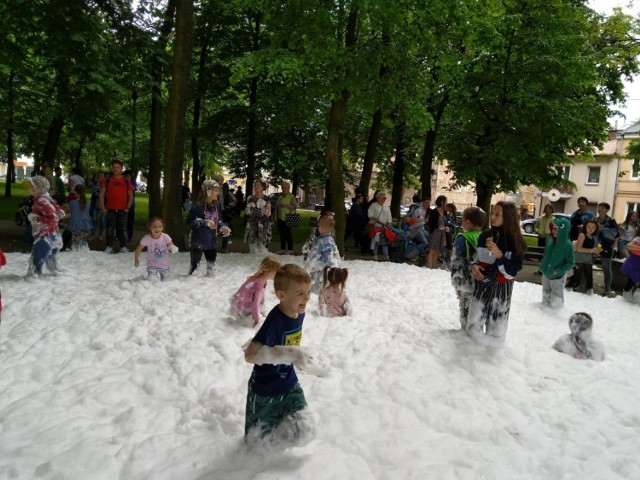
top-left (248, 306), bottom-right (304, 396)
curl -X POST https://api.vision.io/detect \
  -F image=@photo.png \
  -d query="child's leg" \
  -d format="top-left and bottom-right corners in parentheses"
top-left (484, 282), bottom-right (514, 344)
top-left (459, 292), bottom-right (471, 330)
top-left (466, 285), bottom-right (489, 341)
top-left (147, 266), bottom-right (161, 282)
top-left (31, 238), bottom-right (51, 275)
top-left (550, 276), bottom-right (565, 305)
top-left (541, 275), bottom-right (552, 304)
top-left (245, 383), bottom-right (312, 443)
top-left (203, 249), bottom-right (217, 276)
top-left (189, 249), bottom-right (204, 274)
top-left (584, 264), bottom-right (594, 290)
top-left (600, 256), bottom-right (613, 292)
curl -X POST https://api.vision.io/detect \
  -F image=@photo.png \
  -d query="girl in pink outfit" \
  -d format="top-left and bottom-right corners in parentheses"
top-left (318, 266), bottom-right (352, 317)
top-left (230, 256), bottom-right (282, 325)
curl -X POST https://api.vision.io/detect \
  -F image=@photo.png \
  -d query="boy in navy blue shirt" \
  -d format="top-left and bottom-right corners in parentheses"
top-left (243, 264), bottom-right (315, 446)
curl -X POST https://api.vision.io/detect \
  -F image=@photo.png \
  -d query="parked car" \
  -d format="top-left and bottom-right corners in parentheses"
top-left (521, 213), bottom-right (571, 234)
top-left (136, 182), bottom-right (147, 193)
top-left (313, 201), bottom-right (351, 213)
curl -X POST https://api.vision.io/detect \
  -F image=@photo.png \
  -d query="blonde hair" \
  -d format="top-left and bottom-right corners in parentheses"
top-left (274, 264), bottom-right (311, 292)
top-left (251, 256), bottom-right (282, 279)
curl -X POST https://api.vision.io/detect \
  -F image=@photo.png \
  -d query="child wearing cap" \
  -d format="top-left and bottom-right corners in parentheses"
top-left (26, 176), bottom-right (67, 277)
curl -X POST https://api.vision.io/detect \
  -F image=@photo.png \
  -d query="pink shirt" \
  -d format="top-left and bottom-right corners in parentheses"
top-left (139, 233), bottom-right (172, 269)
top-left (318, 286), bottom-right (351, 317)
top-left (230, 277), bottom-right (267, 322)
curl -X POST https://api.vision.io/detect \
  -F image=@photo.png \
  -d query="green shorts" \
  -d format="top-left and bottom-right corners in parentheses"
top-left (245, 383), bottom-right (308, 437)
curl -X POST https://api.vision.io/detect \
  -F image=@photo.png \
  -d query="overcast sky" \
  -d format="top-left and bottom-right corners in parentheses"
top-left (588, 0), bottom-right (640, 128)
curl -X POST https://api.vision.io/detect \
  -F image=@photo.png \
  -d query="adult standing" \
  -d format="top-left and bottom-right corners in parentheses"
top-left (68, 166), bottom-right (85, 194)
top-left (42, 164), bottom-right (56, 196)
top-left (566, 196), bottom-right (595, 288)
top-left (100, 159), bottom-right (134, 253)
top-left (244, 180), bottom-right (272, 254)
top-left (235, 185), bottom-right (244, 210)
top-left (89, 172), bottom-right (106, 239)
top-left (367, 191), bottom-right (393, 261)
top-left (345, 193), bottom-right (366, 250)
top-left (182, 182), bottom-right (191, 211)
top-left (569, 196), bottom-right (595, 242)
top-left (535, 204), bottom-right (555, 248)
top-left (276, 182), bottom-right (297, 254)
top-left (54, 166), bottom-right (66, 203)
top-left (618, 211), bottom-right (639, 259)
top-left (427, 195), bottom-right (449, 269)
top-left (596, 202), bottom-right (619, 297)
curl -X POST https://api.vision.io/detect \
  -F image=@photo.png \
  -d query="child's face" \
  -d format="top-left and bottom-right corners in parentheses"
top-left (149, 220), bottom-right (164, 237)
top-left (277, 281), bottom-right (312, 317)
top-left (461, 218), bottom-right (474, 232)
top-left (585, 222), bottom-right (597, 235)
top-left (490, 205), bottom-right (504, 228)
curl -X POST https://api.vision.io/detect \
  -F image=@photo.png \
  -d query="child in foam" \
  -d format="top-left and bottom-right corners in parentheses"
top-left (318, 266), bottom-right (352, 317)
top-left (26, 176), bottom-right (67, 278)
top-left (134, 217), bottom-right (179, 281)
top-left (552, 312), bottom-right (605, 362)
top-left (304, 214), bottom-right (340, 291)
top-left (243, 264), bottom-right (315, 447)
top-left (540, 216), bottom-right (574, 307)
top-left (230, 256), bottom-right (282, 326)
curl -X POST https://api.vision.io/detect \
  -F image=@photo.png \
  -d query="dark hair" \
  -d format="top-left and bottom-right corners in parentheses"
top-left (543, 204), bottom-right (554, 214)
top-left (463, 207), bottom-right (485, 227)
top-left (494, 201), bottom-right (527, 255)
top-left (623, 210), bottom-right (638, 226)
top-left (111, 158), bottom-right (123, 167)
top-left (577, 196), bottom-right (589, 204)
top-left (148, 216), bottom-right (164, 229)
top-left (322, 266), bottom-right (348, 291)
top-left (581, 219), bottom-right (598, 236)
top-left (446, 203), bottom-right (457, 220)
top-left (75, 183), bottom-right (87, 210)
top-left (435, 195), bottom-right (447, 208)
top-left (597, 202), bottom-right (610, 210)
top-left (72, 166), bottom-right (82, 175)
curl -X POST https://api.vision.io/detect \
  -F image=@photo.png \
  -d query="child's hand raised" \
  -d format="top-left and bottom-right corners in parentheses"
top-left (486, 237), bottom-right (503, 259)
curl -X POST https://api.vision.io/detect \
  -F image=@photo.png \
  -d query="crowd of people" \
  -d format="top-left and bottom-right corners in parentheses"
top-left (7, 169), bottom-right (638, 451)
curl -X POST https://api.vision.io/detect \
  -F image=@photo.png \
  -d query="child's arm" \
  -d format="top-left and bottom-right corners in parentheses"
top-left (134, 244), bottom-right (144, 267)
top-left (166, 241), bottom-right (179, 254)
top-left (244, 341), bottom-right (310, 368)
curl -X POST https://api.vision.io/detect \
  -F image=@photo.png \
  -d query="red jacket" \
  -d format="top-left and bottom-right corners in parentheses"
top-left (31, 195), bottom-right (64, 238)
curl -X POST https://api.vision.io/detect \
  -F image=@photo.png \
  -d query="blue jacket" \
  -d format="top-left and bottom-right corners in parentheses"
top-left (187, 202), bottom-right (227, 250)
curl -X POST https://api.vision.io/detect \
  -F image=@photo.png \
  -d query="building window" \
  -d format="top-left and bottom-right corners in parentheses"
top-left (586, 166), bottom-right (601, 185)
top-left (631, 159), bottom-right (640, 180)
top-left (557, 165), bottom-right (571, 180)
top-left (628, 203), bottom-right (640, 216)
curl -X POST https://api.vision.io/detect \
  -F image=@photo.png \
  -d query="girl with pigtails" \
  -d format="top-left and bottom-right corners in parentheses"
top-left (318, 266), bottom-right (352, 317)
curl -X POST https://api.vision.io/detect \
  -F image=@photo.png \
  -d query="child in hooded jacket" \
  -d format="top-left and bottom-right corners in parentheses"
top-left (231, 256), bottom-right (282, 325)
top-left (540, 216), bottom-right (574, 307)
top-left (27, 176), bottom-right (66, 277)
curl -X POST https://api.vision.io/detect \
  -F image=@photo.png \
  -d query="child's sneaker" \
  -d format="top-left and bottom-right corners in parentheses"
top-left (105, 247), bottom-right (113, 254)
top-left (120, 247), bottom-right (129, 253)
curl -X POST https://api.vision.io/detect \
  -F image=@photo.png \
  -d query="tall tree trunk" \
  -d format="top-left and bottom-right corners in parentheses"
top-left (75, 138), bottom-right (84, 169)
top-left (245, 12), bottom-right (261, 198)
top-left (161, 0), bottom-right (194, 249)
top-left (5, 69), bottom-right (15, 197)
top-left (324, 7), bottom-right (358, 255)
top-left (41, 67), bottom-right (69, 169)
top-left (390, 122), bottom-right (406, 219)
top-left (148, 0), bottom-right (176, 218)
top-left (475, 175), bottom-right (493, 228)
top-left (191, 38), bottom-right (209, 200)
top-left (420, 94), bottom-right (449, 199)
top-left (359, 107), bottom-right (382, 197)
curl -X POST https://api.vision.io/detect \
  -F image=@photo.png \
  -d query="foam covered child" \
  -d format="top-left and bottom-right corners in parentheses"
top-left (230, 256), bottom-right (282, 326)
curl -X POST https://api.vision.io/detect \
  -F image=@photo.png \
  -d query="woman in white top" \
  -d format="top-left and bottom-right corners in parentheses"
top-left (367, 191), bottom-right (393, 260)
top-left (618, 211), bottom-right (638, 259)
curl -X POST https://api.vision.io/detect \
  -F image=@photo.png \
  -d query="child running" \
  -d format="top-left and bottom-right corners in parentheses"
top-left (230, 256), bottom-right (283, 326)
top-left (67, 184), bottom-right (93, 251)
top-left (468, 201), bottom-right (526, 345)
top-left (318, 266), bottom-right (352, 317)
top-left (26, 176), bottom-right (67, 278)
top-left (134, 216), bottom-right (179, 281)
top-left (304, 214), bottom-right (340, 290)
top-left (186, 179), bottom-right (231, 276)
top-left (243, 264), bottom-right (315, 448)
top-left (450, 206), bottom-right (485, 330)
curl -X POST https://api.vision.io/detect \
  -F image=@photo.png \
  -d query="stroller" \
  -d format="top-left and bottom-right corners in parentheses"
top-left (388, 226), bottom-right (427, 267)
top-left (15, 195), bottom-right (34, 226)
